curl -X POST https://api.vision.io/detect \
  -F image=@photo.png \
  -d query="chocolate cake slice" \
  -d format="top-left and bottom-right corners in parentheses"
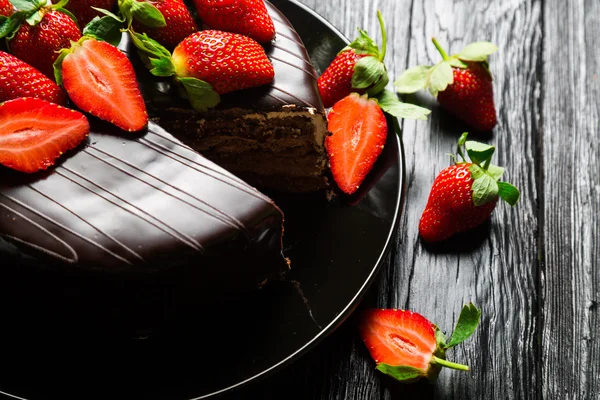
top-left (128, 1), bottom-right (330, 193)
top-left (0, 121), bottom-right (289, 336)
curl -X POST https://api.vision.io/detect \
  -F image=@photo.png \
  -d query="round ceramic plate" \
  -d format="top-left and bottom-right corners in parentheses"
top-left (0, 1), bottom-right (404, 399)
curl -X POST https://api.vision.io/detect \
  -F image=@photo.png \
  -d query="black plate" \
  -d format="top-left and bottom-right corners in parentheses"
top-left (0, 1), bottom-right (405, 399)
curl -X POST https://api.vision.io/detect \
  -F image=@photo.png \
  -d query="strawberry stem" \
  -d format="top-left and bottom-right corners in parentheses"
top-left (432, 37), bottom-right (450, 61)
top-left (377, 10), bottom-right (386, 61)
top-left (431, 356), bottom-right (470, 371)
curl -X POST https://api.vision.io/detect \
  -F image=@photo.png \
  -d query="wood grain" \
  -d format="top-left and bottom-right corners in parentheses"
top-left (541, 1), bottom-right (600, 398)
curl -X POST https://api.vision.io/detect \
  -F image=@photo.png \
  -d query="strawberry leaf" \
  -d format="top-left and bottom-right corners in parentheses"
top-left (177, 77), bottom-right (220, 112)
top-left (448, 57), bottom-right (468, 68)
top-left (469, 164), bottom-right (499, 206)
top-left (457, 41), bottom-right (498, 62)
top-left (90, 6), bottom-right (125, 22)
top-left (445, 303), bottom-right (481, 349)
top-left (53, 48), bottom-right (70, 86)
top-left (83, 16), bottom-right (123, 46)
top-left (487, 164), bottom-right (505, 181)
top-left (427, 61), bottom-right (453, 96)
top-left (25, 9), bottom-right (42, 25)
top-left (465, 140), bottom-right (495, 165)
top-left (9, 0), bottom-right (44, 13)
top-left (128, 30), bottom-right (175, 76)
top-left (129, 0), bottom-right (165, 28)
top-left (498, 181), bottom-right (520, 206)
top-left (435, 326), bottom-right (447, 348)
top-left (351, 55), bottom-right (386, 90)
top-left (376, 89), bottom-right (431, 121)
top-left (0, 11), bottom-right (26, 39)
top-left (394, 65), bottom-right (431, 94)
top-left (375, 363), bottom-right (424, 382)
top-left (345, 29), bottom-right (379, 56)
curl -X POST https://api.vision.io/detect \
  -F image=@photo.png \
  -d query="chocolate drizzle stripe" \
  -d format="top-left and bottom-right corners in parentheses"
top-left (0, 192), bottom-right (132, 265)
top-left (0, 203), bottom-right (78, 264)
top-left (266, 92), bottom-right (287, 104)
top-left (271, 86), bottom-right (312, 107)
top-left (270, 42), bottom-right (312, 65)
top-left (27, 180), bottom-right (146, 262)
top-left (271, 16), bottom-right (285, 24)
top-left (270, 55), bottom-right (317, 80)
top-left (141, 131), bottom-right (275, 202)
top-left (272, 30), bottom-right (304, 47)
top-left (87, 144), bottom-right (247, 234)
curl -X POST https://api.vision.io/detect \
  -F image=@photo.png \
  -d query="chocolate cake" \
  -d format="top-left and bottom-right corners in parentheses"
top-left (131, 1), bottom-right (330, 193)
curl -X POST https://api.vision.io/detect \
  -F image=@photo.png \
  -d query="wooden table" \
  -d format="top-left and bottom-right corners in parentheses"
top-left (223, 0), bottom-right (600, 398)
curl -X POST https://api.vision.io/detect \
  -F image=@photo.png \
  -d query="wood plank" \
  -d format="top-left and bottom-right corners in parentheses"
top-left (542, 1), bottom-right (600, 398)
top-left (394, 1), bottom-right (542, 399)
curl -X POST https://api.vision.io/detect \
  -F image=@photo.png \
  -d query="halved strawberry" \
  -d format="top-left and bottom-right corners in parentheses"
top-left (55, 37), bottom-right (148, 132)
top-left (359, 303), bottom-right (481, 383)
top-left (0, 97), bottom-right (89, 173)
top-left (325, 92), bottom-right (387, 195)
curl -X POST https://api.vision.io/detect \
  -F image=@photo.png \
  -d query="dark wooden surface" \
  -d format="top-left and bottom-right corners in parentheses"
top-left (224, 0), bottom-right (600, 399)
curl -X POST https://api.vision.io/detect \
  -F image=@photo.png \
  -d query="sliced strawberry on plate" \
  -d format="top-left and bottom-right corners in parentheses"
top-left (0, 50), bottom-right (66, 105)
top-left (325, 93), bottom-right (387, 195)
top-left (418, 132), bottom-right (520, 243)
top-left (55, 37), bottom-right (148, 132)
top-left (192, 0), bottom-right (275, 43)
top-left (0, 97), bottom-right (89, 173)
top-left (359, 303), bottom-right (482, 383)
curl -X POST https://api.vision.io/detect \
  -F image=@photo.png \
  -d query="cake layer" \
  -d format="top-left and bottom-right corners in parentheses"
top-left (0, 120), bottom-right (289, 336)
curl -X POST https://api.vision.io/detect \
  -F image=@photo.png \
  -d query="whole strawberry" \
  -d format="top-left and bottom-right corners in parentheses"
top-left (395, 38), bottom-right (498, 131)
top-left (318, 11), bottom-right (389, 108)
top-left (418, 132), bottom-right (520, 243)
top-left (0, 0), bottom-right (12, 16)
top-left (130, 0), bottom-right (198, 48)
top-left (0, 50), bottom-right (66, 105)
top-left (192, 0), bottom-right (275, 43)
top-left (127, 29), bottom-right (274, 110)
top-left (1, 2), bottom-right (82, 80)
top-left (64, 0), bottom-right (117, 27)
top-left (359, 303), bottom-right (481, 383)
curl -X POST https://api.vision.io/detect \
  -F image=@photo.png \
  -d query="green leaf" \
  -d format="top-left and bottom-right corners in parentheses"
top-left (465, 140), bottom-right (495, 165)
top-left (376, 89), bottom-right (431, 121)
top-left (0, 11), bottom-right (26, 39)
top-left (469, 166), bottom-right (499, 206)
top-left (345, 28), bottom-right (379, 56)
top-left (448, 57), bottom-right (468, 68)
top-left (457, 41), bottom-right (498, 62)
top-left (427, 60), bottom-right (453, 96)
top-left (90, 6), bottom-right (125, 22)
top-left (457, 132), bottom-right (469, 147)
top-left (487, 164), bottom-right (505, 181)
top-left (0, 16), bottom-right (6, 25)
top-left (9, 0), bottom-right (43, 12)
top-left (83, 15), bottom-right (123, 46)
top-left (375, 363), bottom-right (424, 382)
top-left (128, 30), bottom-right (174, 76)
top-left (445, 303), bottom-right (481, 349)
top-left (130, 0), bottom-right (165, 28)
top-left (25, 9), bottom-right (43, 25)
top-left (51, 0), bottom-right (70, 9)
top-left (497, 181), bottom-right (520, 206)
top-left (394, 65), bottom-right (430, 94)
top-left (178, 77), bottom-right (221, 111)
top-left (53, 49), bottom-right (70, 86)
top-left (435, 326), bottom-right (447, 348)
top-left (351, 55), bottom-right (387, 90)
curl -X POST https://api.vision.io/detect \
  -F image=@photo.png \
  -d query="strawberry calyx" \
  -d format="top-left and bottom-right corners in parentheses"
top-left (453, 132), bottom-right (520, 207)
top-left (372, 303), bottom-right (482, 383)
top-left (0, 0), bottom-right (78, 40)
top-left (395, 38), bottom-right (498, 97)
top-left (127, 29), bottom-right (220, 111)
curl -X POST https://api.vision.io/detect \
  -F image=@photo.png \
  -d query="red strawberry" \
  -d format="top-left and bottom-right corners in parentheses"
top-left (64, 0), bottom-right (118, 27)
top-left (192, 0), bottom-right (275, 43)
top-left (325, 93), bottom-right (387, 195)
top-left (55, 37), bottom-right (148, 132)
top-left (318, 11), bottom-right (389, 108)
top-left (126, 29), bottom-right (274, 111)
top-left (0, 0), bottom-right (13, 16)
top-left (395, 38), bottom-right (498, 131)
top-left (0, 97), bottom-right (89, 173)
top-left (418, 132), bottom-right (520, 243)
top-left (0, 51), bottom-right (66, 105)
top-left (4, 8), bottom-right (82, 80)
top-left (359, 303), bottom-right (481, 383)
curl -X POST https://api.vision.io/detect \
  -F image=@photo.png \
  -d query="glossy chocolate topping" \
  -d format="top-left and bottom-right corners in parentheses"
top-left (130, 1), bottom-right (326, 114)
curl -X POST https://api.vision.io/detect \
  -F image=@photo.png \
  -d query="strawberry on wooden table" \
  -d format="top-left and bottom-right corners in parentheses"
top-left (54, 36), bottom-right (148, 132)
top-left (0, 0), bottom-right (82, 80)
top-left (418, 132), bottom-right (520, 243)
top-left (0, 50), bottom-right (66, 104)
top-left (359, 303), bottom-right (482, 383)
top-left (127, 29), bottom-right (274, 111)
top-left (0, 97), bottom-right (89, 173)
top-left (63, 0), bottom-right (117, 27)
top-left (192, 0), bottom-right (275, 43)
top-left (395, 38), bottom-right (498, 131)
